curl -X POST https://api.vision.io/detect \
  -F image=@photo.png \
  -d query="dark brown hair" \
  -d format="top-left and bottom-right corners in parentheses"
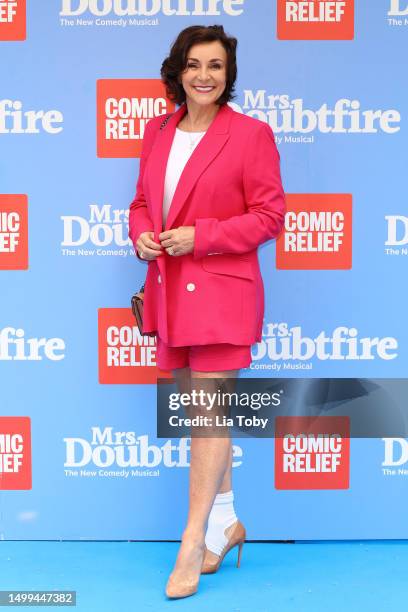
top-left (160, 25), bottom-right (238, 106)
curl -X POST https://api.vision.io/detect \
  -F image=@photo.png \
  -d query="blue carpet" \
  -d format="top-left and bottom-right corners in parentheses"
top-left (0, 541), bottom-right (407, 611)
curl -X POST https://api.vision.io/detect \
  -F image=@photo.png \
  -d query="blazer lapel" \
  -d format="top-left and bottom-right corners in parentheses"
top-left (148, 102), bottom-right (233, 237)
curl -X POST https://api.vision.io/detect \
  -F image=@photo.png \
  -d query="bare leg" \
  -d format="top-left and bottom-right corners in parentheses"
top-left (166, 368), bottom-right (239, 591)
top-left (171, 366), bottom-right (192, 395)
top-left (218, 442), bottom-right (232, 492)
top-left (170, 366), bottom-right (233, 493)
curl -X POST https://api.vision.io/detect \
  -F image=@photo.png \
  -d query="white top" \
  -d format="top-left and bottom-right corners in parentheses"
top-left (162, 127), bottom-right (206, 228)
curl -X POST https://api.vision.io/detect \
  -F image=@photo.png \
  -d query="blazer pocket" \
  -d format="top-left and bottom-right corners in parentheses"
top-left (201, 255), bottom-right (254, 280)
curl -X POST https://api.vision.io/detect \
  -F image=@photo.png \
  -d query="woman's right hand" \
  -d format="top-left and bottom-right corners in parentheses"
top-left (136, 231), bottom-right (163, 260)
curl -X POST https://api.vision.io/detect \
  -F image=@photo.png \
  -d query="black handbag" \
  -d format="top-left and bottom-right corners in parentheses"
top-left (131, 112), bottom-right (173, 336)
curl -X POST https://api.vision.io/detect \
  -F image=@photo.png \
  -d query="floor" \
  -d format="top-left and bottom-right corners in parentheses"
top-left (0, 540), bottom-right (406, 611)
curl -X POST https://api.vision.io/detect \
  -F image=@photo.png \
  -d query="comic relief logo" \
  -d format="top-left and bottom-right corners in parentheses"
top-left (387, 1), bottom-right (408, 26)
top-left (382, 438), bottom-right (408, 476)
top-left (0, 0), bottom-right (25, 40)
top-left (61, 204), bottom-right (133, 257)
top-left (275, 416), bottom-right (350, 489)
top-left (385, 215), bottom-right (408, 256)
top-left (63, 426), bottom-right (244, 478)
top-left (230, 92), bottom-right (400, 144)
top-left (98, 308), bottom-right (171, 383)
top-left (0, 195), bottom-right (28, 269)
top-left (277, 0), bottom-right (354, 39)
top-left (0, 417), bottom-right (31, 489)
top-left (276, 194), bottom-right (352, 269)
top-left (97, 79), bottom-right (174, 157)
top-left (250, 322), bottom-right (398, 372)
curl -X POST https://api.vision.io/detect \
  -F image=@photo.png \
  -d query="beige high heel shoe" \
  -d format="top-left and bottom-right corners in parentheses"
top-left (201, 520), bottom-right (246, 574)
top-left (165, 542), bottom-right (205, 599)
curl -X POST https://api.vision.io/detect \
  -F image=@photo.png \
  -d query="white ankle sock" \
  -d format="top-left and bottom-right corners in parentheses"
top-left (205, 490), bottom-right (238, 556)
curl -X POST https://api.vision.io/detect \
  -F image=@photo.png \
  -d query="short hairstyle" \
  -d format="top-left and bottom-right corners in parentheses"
top-left (161, 25), bottom-right (238, 107)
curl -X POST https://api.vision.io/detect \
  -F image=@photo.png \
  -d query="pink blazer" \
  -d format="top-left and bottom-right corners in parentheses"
top-left (128, 102), bottom-right (286, 346)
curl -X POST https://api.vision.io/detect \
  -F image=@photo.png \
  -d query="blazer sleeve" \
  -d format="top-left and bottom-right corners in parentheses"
top-left (193, 121), bottom-right (286, 259)
top-left (128, 117), bottom-right (157, 260)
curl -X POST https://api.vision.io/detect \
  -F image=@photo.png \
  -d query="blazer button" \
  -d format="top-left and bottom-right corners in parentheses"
top-left (186, 282), bottom-right (195, 292)
top-left (158, 274), bottom-right (161, 284)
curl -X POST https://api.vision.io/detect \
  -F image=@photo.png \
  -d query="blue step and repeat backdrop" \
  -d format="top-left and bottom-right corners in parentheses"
top-left (1, 1), bottom-right (408, 540)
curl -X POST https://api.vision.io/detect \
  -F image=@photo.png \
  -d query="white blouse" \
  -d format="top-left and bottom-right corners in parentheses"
top-left (162, 127), bottom-right (206, 228)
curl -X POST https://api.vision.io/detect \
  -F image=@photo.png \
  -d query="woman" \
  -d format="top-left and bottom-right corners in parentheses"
top-left (128, 25), bottom-right (286, 599)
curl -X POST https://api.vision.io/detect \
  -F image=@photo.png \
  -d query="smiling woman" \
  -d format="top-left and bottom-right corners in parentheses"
top-left (127, 23), bottom-right (286, 600)
top-left (160, 24), bottom-right (237, 112)
top-left (193, 86), bottom-right (216, 92)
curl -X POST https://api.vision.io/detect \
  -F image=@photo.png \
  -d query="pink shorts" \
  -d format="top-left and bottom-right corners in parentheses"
top-left (156, 336), bottom-right (252, 372)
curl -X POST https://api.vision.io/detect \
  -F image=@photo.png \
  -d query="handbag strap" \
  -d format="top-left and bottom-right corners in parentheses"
top-left (136, 111), bottom-right (173, 288)
top-left (159, 112), bottom-right (173, 130)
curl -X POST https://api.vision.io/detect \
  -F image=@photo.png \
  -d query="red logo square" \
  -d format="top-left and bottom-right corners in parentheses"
top-left (0, 0), bottom-right (26, 40)
top-left (98, 308), bottom-right (171, 384)
top-left (275, 416), bottom-right (350, 489)
top-left (0, 194), bottom-right (28, 270)
top-left (277, 0), bottom-right (354, 40)
top-left (96, 79), bottom-right (175, 158)
top-left (276, 194), bottom-right (352, 269)
top-left (0, 417), bottom-right (31, 490)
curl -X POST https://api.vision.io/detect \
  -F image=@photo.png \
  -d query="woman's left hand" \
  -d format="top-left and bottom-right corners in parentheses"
top-left (159, 226), bottom-right (195, 256)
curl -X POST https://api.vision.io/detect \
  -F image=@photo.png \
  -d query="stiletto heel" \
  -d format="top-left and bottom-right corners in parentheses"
top-left (201, 520), bottom-right (246, 574)
top-left (237, 540), bottom-right (244, 568)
